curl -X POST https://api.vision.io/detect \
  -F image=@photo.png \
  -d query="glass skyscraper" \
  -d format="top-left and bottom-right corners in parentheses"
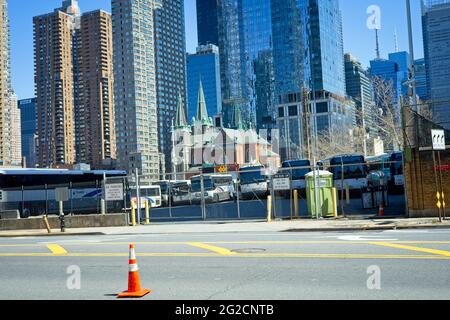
top-left (187, 44), bottom-right (222, 124)
top-left (196, 0), bottom-right (219, 46)
top-left (422, 0), bottom-right (450, 129)
top-left (112, 0), bottom-right (160, 179)
top-left (154, 0), bottom-right (187, 177)
top-left (18, 98), bottom-right (37, 168)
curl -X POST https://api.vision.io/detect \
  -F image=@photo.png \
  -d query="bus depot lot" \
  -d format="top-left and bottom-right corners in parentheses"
top-left (0, 228), bottom-right (450, 300)
top-left (148, 194), bottom-right (407, 221)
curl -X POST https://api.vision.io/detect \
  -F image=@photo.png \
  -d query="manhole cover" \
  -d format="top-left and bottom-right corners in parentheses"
top-left (231, 248), bottom-right (266, 254)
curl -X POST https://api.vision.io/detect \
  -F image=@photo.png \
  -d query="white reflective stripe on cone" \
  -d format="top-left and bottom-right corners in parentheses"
top-left (129, 263), bottom-right (139, 272)
top-left (129, 248), bottom-right (136, 260)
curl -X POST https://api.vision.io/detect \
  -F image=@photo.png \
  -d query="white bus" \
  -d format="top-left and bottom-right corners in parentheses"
top-left (191, 174), bottom-right (234, 204)
top-left (130, 185), bottom-right (162, 208)
top-left (171, 180), bottom-right (192, 206)
top-left (238, 165), bottom-right (269, 200)
top-left (0, 169), bottom-right (127, 217)
top-left (326, 154), bottom-right (368, 195)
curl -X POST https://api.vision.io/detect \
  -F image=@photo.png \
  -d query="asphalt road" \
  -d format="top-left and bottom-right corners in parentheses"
top-left (1, 228), bottom-right (449, 300)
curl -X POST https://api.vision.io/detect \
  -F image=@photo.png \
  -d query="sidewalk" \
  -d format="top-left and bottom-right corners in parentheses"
top-left (0, 217), bottom-right (449, 237)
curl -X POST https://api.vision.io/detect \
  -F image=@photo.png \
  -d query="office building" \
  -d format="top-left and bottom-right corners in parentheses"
top-left (272, 0), bottom-right (349, 160)
top-left (196, 0), bottom-right (219, 46)
top-left (154, 0), bottom-right (187, 176)
top-left (422, 0), bottom-right (450, 128)
top-left (112, 0), bottom-right (160, 179)
top-left (18, 98), bottom-right (37, 168)
top-left (415, 58), bottom-right (428, 102)
top-left (187, 44), bottom-right (222, 124)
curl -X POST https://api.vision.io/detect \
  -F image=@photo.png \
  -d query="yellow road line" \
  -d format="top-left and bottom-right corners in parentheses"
top-left (46, 244), bottom-right (67, 255)
top-left (187, 242), bottom-right (235, 255)
top-left (369, 242), bottom-right (450, 257)
top-left (0, 252), bottom-right (449, 260)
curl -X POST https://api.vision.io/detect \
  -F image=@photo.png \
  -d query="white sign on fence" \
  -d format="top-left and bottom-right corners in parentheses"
top-left (55, 187), bottom-right (69, 202)
top-left (273, 177), bottom-right (291, 191)
top-left (105, 183), bottom-right (124, 201)
top-left (431, 129), bottom-right (446, 151)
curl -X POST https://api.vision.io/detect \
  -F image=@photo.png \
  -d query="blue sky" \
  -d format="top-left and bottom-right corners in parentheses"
top-left (10, 0), bottom-right (424, 99)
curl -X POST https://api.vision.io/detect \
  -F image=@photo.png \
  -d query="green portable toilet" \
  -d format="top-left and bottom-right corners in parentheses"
top-left (305, 170), bottom-right (334, 218)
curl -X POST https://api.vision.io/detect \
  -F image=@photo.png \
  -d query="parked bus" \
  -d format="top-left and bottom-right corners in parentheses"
top-left (326, 154), bottom-right (368, 194)
top-left (0, 169), bottom-right (127, 217)
top-left (238, 165), bottom-right (268, 200)
top-left (389, 151), bottom-right (404, 192)
top-left (366, 154), bottom-right (391, 179)
top-left (281, 159), bottom-right (311, 190)
top-left (171, 180), bottom-right (192, 206)
top-left (153, 180), bottom-right (172, 206)
top-left (191, 174), bottom-right (234, 204)
top-left (130, 185), bottom-right (162, 208)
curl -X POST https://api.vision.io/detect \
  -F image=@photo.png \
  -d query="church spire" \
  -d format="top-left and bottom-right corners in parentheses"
top-left (174, 92), bottom-right (188, 129)
top-left (195, 79), bottom-right (211, 126)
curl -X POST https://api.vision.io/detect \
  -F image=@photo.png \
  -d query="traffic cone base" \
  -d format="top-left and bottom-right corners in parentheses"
top-left (117, 288), bottom-right (151, 298)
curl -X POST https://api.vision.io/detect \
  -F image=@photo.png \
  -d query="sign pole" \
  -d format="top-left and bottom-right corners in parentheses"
top-left (437, 151), bottom-right (446, 219)
top-left (432, 151), bottom-right (442, 223)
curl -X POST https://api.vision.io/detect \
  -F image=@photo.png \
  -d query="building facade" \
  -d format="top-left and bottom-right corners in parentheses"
top-left (196, 0), bottom-right (219, 46)
top-left (75, 10), bottom-right (116, 169)
top-left (272, 0), bottom-right (350, 161)
top-left (112, 0), bottom-right (160, 179)
top-left (422, 0), bottom-right (450, 128)
top-left (33, 0), bottom-right (79, 168)
top-left (415, 58), bottom-right (428, 102)
top-left (187, 44), bottom-right (222, 124)
top-left (154, 0), bottom-right (187, 177)
top-left (18, 98), bottom-right (37, 168)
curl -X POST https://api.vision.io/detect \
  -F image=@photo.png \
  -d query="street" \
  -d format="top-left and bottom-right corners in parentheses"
top-left (0, 227), bottom-right (449, 299)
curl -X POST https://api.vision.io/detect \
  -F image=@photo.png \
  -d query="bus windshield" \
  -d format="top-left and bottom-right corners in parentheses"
top-left (131, 187), bottom-right (160, 197)
top-left (330, 156), bottom-right (367, 180)
top-left (239, 167), bottom-right (266, 185)
top-left (212, 176), bottom-right (232, 186)
top-left (191, 177), bottom-right (214, 192)
top-left (282, 160), bottom-right (311, 180)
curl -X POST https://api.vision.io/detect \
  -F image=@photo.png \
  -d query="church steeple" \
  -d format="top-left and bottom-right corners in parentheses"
top-left (174, 92), bottom-right (188, 129)
top-left (195, 79), bottom-right (211, 126)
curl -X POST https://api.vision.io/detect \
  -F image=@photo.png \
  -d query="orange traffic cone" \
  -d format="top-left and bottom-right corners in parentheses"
top-left (378, 202), bottom-right (385, 216)
top-left (117, 244), bottom-right (151, 298)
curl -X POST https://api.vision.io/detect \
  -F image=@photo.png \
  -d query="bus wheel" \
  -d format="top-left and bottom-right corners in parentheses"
top-left (20, 208), bottom-right (31, 219)
top-left (214, 194), bottom-right (220, 203)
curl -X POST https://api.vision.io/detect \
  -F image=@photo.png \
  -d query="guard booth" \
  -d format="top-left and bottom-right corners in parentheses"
top-left (361, 171), bottom-right (389, 209)
top-left (305, 170), bottom-right (335, 218)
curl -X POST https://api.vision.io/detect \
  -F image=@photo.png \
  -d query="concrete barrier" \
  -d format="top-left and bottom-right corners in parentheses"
top-left (0, 213), bottom-right (128, 231)
top-left (0, 210), bottom-right (20, 220)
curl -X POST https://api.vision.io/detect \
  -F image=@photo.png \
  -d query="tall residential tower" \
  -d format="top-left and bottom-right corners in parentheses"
top-left (112, 0), bottom-right (160, 179)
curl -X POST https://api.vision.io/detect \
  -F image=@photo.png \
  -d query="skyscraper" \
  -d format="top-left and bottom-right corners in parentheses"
top-left (272, 0), bottom-right (352, 160)
top-left (76, 10), bottom-right (116, 169)
top-left (33, 0), bottom-right (79, 168)
top-left (187, 44), bottom-right (222, 124)
top-left (112, 0), bottom-right (160, 179)
top-left (154, 0), bottom-right (187, 177)
top-left (415, 58), bottom-right (428, 101)
top-left (34, 1), bottom-right (116, 169)
top-left (0, 0), bottom-right (21, 167)
top-left (422, 0), bottom-right (450, 128)
top-left (196, 0), bottom-right (219, 46)
top-left (18, 98), bottom-right (37, 168)
top-left (239, 0), bottom-right (275, 130)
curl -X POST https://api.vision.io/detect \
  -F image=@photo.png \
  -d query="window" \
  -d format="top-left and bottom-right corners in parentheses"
top-left (278, 107), bottom-right (284, 118)
top-left (288, 105), bottom-right (298, 116)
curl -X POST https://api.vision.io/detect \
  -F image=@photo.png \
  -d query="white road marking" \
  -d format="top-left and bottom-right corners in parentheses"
top-left (337, 235), bottom-right (398, 241)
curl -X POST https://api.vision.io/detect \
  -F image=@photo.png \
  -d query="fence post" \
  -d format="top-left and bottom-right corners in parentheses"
top-left (345, 183), bottom-right (350, 205)
top-left (131, 200), bottom-right (136, 226)
top-left (294, 190), bottom-right (299, 218)
top-left (332, 187), bottom-right (338, 219)
top-left (145, 200), bottom-right (150, 225)
top-left (267, 195), bottom-right (272, 223)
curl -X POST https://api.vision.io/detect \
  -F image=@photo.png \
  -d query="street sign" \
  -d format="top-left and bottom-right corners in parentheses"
top-left (431, 129), bottom-right (446, 150)
top-left (217, 165), bottom-right (227, 173)
top-left (105, 183), bottom-right (124, 201)
top-left (273, 176), bottom-right (290, 191)
top-left (55, 187), bottom-right (69, 202)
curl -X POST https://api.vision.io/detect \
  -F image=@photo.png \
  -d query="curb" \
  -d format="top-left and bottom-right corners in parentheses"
top-left (283, 224), bottom-right (450, 232)
top-left (0, 232), bottom-right (105, 238)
